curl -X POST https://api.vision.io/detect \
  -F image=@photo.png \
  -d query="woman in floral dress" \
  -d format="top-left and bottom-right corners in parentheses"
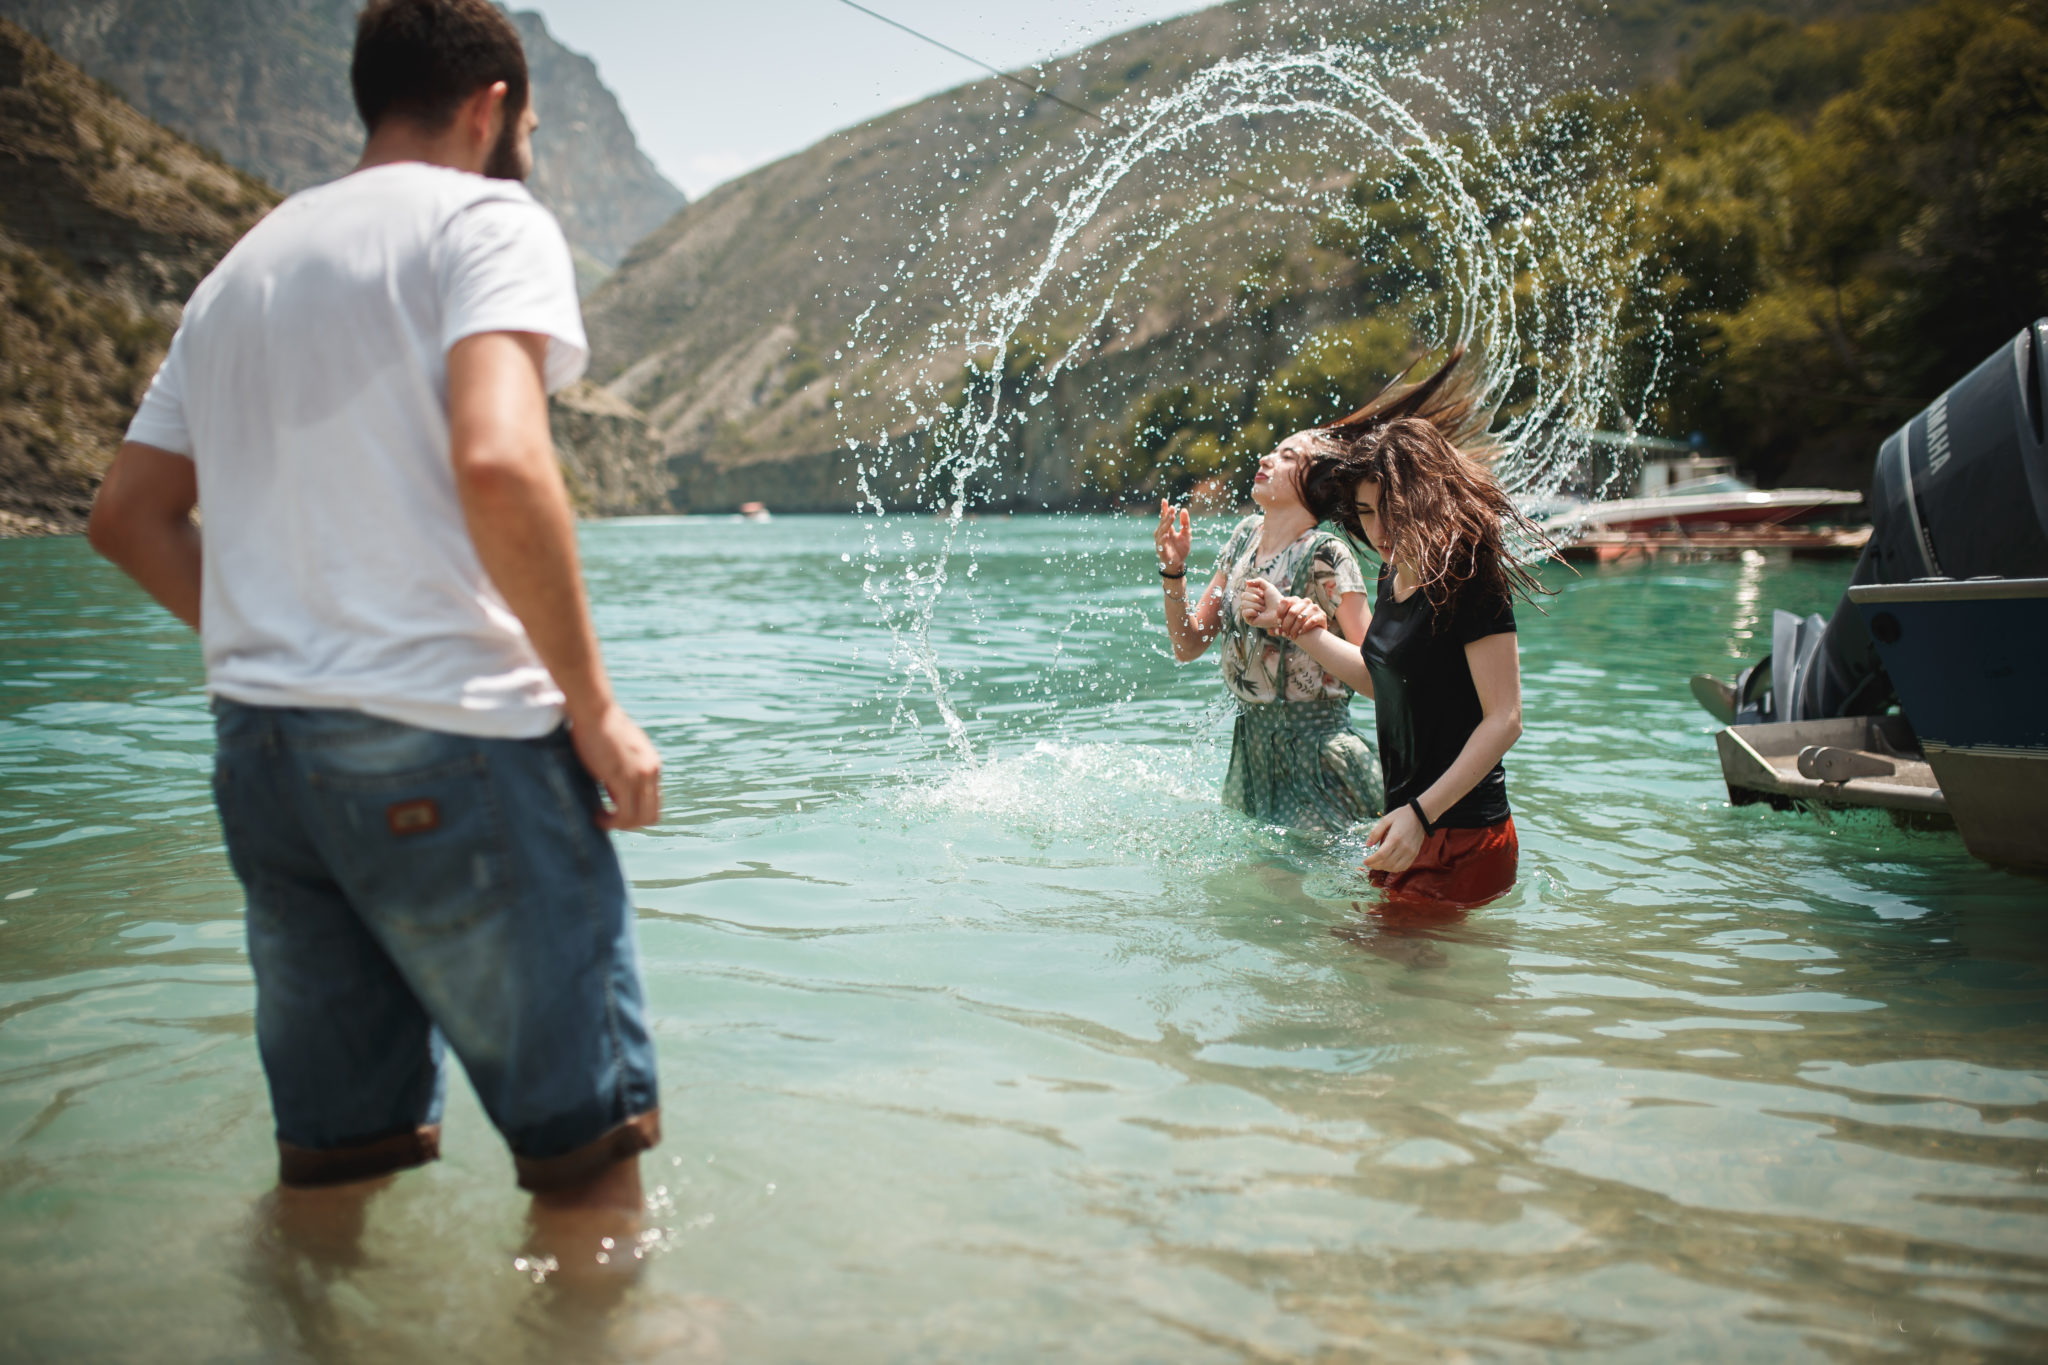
top-left (1154, 434), bottom-right (1383, 831)
top-left (1251, 346), bottom-right (1543, 907)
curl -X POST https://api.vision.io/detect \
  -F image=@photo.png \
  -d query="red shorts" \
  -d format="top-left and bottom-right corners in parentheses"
top-left (1368, 817), bottom-right (1518, 909)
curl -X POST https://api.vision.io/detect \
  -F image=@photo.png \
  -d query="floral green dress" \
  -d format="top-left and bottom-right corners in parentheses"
top-left (1212, 516), bottom-right (1385, 832)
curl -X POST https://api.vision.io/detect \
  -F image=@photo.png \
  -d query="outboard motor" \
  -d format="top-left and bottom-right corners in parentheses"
top-left (1731, 318), bottom-right (2048, 724)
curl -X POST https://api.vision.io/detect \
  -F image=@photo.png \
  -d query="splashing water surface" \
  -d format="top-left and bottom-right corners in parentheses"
top-left (838, 5), bottom-right (1663, 756)
top-left (18, 12), bottom-right (2037, 1365)
top-left (6, 524), bottom-right (2047, 1364)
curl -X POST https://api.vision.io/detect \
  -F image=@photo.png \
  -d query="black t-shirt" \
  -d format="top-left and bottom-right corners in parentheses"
top-left (1361, 563), bottom-right (1517, 828)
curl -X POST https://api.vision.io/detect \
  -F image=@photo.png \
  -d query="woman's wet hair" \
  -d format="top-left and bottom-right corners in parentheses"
top-left (1297, 346), bottom-right (1552, 616)
top-left (351, 0), bottom-right (529, 136)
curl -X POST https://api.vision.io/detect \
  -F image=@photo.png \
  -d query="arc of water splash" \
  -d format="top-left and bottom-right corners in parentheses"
top-left (853, 36), bottom-right (1657, 761)
top-left (934, 49), bottom-right (1556, 507)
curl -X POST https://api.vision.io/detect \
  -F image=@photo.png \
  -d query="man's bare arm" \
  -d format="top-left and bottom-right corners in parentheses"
top-left (445, 330), bottom-right (661, 830)
top-left (88, 443), bottom-right (202, 630)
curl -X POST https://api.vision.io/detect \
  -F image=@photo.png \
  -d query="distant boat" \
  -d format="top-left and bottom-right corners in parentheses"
top-left (1540, 451), bottom-right (1861, 537)
top-left (737, 501), bottom-right (772, 523)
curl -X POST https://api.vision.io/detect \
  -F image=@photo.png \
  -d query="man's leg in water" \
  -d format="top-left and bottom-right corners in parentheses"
top-left (213, 701), bottom-right (449, 1213)
top-left (261, 1175), bottom-right (396, 1268)
top-left (291, 709), bottom-right (662, 1282)
top-left (525, 1153), bottom-right (645, 1291)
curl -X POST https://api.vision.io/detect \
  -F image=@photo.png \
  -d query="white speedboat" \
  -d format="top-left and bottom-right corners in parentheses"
top-left (1540, 450), bottom-right (1861, 536)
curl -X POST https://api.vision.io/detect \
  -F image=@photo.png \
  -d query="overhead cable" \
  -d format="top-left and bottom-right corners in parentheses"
top-left (831, 0), bottom-right (1105, 123)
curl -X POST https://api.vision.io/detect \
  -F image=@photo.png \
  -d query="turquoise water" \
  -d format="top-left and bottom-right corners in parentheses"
top-left (2, 515), bottom-right (2045, 1362)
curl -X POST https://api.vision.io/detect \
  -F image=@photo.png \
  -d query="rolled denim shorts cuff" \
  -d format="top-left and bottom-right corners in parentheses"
top-left (278, 1124), bottom-right (442, 1188)
top-left (515, 1110), bottom-right (661, 1194)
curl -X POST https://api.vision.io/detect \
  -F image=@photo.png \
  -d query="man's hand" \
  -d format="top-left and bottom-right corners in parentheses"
top-left (447, 331), bottom-right (664, 830)
top-left (571, 703), bottom-right (662, 831)
top-left (89, 442), bottom-right (202, 629)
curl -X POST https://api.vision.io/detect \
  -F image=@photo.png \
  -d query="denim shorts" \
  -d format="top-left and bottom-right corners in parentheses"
top-left (210, 700), bottom-right (660, 1190)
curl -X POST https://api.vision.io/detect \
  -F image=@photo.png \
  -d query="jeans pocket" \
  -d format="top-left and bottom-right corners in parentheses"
top-left (307, 752), bottom-right (512, 938)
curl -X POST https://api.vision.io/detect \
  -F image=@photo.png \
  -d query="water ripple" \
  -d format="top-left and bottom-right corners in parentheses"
top-left (2, 524), bottom-right (2045, 1360)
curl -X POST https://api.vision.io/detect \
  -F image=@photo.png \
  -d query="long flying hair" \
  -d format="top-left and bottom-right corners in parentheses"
top-left (1297, 346), bottom-right (1553, 618)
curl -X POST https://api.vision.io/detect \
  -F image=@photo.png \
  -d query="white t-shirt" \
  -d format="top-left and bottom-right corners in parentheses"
top-left (126, 162), bottom-right (588, 738)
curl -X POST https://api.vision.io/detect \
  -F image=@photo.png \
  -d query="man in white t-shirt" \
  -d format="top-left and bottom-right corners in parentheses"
top-left (88, 0), bottom-right (662, 1276)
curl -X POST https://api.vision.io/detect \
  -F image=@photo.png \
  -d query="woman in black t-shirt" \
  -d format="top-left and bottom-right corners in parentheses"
top-left (1241, 346), bottom-right (1549, 906)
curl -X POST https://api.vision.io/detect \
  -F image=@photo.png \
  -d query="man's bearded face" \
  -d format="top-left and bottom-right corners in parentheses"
top-left (484, 98), bottom-right (532, 181)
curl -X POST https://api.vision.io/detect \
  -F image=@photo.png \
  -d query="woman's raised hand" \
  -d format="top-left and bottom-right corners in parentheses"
top-left (1154, 499), bottom-right (1191, 574)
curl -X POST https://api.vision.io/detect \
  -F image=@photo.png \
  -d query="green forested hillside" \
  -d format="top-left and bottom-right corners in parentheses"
top-left (1081, 0), bottom-right (2039, 501)
top-left (589, 0), bottom-right (1902, 513)
top-left (1635, 0), bottom-right (2048, 486)
top-left (582, 0), bottom-right (2007, 513)
top-left (1112, 0), bottom-right (2047, 500)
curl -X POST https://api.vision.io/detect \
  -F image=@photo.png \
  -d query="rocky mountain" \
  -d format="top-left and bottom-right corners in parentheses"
top-left (0, 0), bottom-right (683, 279)
top-left (0, 19), bottom-right (277, 535)
top-left (578, 0), bottom-right (1916, 515)
top-left (548, 379), bottom-right (670, 517)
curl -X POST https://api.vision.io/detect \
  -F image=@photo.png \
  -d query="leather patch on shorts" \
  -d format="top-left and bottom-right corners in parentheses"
top-left (386, 798), bottom-right (441, 837)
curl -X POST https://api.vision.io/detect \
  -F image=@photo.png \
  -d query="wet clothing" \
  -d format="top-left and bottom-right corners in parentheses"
top-left (214, 700), bottom-right (660, 1192)
top-left (1222, 697), bottom-right (1385, 833)
top-left (1370, 817), bottom-right (1520, 908)
top-left (1214, 516), bottom-right (1368, 704)
top-left (1210, 517), bottom-right (1382, 830)
top-left (143, 162), bottom-right (660, 1191)
top-left (128, 163), bottom-right (588, 738)
top-left (1362, 563), bottom-right (1516, 829)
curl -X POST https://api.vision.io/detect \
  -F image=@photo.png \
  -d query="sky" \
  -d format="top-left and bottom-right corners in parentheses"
top-left (519, 0), bottom-right (1215, 198)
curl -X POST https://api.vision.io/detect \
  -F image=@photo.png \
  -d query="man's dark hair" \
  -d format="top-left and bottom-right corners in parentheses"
top-left (351, 0), bottom-right (529, 134)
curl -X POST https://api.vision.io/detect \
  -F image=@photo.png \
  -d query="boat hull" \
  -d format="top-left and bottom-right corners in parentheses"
top-left (1546, 489), bottom-right (1863, 535)
top-left (1849, 577), bottom-right (2048, 871)
top-left (1609, 498), bottom-right (1853, 530)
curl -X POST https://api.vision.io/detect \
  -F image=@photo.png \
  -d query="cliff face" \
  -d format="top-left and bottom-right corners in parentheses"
top-left (502, 11), bottom-right (683, 274)
top-left (580, 0), bottom-right (1918, 513)
top-left (548, 380), bottom-right (672, 516)
top-left (579, 3), bottom-right (1306, 514)
top-left (0, 19), bottom-right (277, 534)
top-left (0, 0), bottom-right (683, 270)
